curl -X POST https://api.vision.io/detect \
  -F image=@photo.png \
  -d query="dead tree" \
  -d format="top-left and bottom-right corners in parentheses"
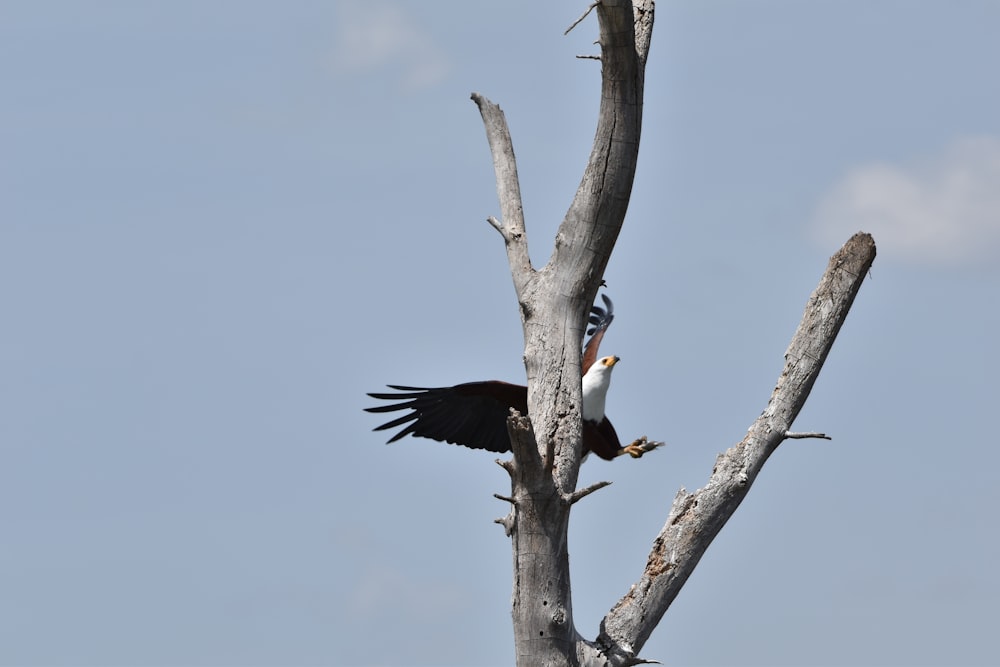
top-left (471, 2), bottom-right (876, 665)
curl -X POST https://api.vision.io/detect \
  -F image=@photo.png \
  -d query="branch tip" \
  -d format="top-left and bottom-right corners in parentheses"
top-left (784, 431), bottom-right (832, 440)
top-left (564, 480), bottom-right (612, 505)
top-left (565, 1), bottom-right (601, 35)
top-left (495, 458), bottom-right (515, 476)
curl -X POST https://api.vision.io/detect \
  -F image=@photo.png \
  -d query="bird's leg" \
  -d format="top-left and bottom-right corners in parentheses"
top-left (619, 435), bottom-right (664, 458)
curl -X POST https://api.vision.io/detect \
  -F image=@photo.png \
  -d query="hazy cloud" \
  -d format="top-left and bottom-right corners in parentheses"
top-left (332, 2), bottom-right (450, 90)
top-left (810, 137), bottom-right (1000, 265)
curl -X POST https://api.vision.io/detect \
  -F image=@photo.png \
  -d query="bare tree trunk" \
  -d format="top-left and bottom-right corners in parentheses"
top-left (472, 2), bottom-right (874, 665)
top-left (474, 2), bottom-right (652, 663)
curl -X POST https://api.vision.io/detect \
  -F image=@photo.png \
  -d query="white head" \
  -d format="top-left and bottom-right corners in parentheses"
top-left (581, 355), bottom-right (619, 422)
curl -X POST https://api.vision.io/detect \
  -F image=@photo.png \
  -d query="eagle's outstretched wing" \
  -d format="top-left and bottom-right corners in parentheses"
top-left (366, 294), bottom-right (629, 456)
top-left (365, 381), bottom-right (526, 453)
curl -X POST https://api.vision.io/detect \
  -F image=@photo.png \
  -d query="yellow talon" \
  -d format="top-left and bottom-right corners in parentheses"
top-left (621, 436), bottom-right (664, 459)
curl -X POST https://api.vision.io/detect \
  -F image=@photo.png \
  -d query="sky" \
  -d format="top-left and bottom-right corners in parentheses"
top-left (2, 1), bottom-right (999, 665)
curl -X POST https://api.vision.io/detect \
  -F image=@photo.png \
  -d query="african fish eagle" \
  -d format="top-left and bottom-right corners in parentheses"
top-left (365, 295), bottom-right (661, 461)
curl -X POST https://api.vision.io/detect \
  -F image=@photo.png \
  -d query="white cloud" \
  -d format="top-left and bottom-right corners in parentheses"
top-left (332, 2), bottom-right (450, 90)
top-left (810, 137), bottom-right (1000, 265)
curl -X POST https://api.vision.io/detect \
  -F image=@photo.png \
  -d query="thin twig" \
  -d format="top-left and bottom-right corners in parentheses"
top-left (565, 1), bottom-right (601, 35)
top-left (784, 431), bottom-right (832, 440)
top-left (495, 458), bottom-right (515, 476)
top-left (564, 480), bottom-right (612, 505)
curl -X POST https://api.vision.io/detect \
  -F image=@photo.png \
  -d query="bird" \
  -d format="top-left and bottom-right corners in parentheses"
top-left (365, 295), bottom-right (662, 461)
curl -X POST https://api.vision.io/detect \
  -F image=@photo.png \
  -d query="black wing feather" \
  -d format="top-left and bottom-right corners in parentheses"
top-left (366, 294), bottom-right (617, 456)
top-left (586, 293), bottom-right (614, 336)
top-left (582, 293), bottom-right (614, 374)
top-left (365, 381), bottom-right (527, 453)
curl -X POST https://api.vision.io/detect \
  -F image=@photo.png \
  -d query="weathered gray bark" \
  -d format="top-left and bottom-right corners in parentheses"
top-left (595, 232), bottom-right (877, 662)
top-left (472, 2), bottom-right (874, 665)
top-left (473, 2), bottom-right (651, 664)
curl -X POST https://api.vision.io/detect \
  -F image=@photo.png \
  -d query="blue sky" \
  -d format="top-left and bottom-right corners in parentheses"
top-left (3, 2), bottom-right (999, 665)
